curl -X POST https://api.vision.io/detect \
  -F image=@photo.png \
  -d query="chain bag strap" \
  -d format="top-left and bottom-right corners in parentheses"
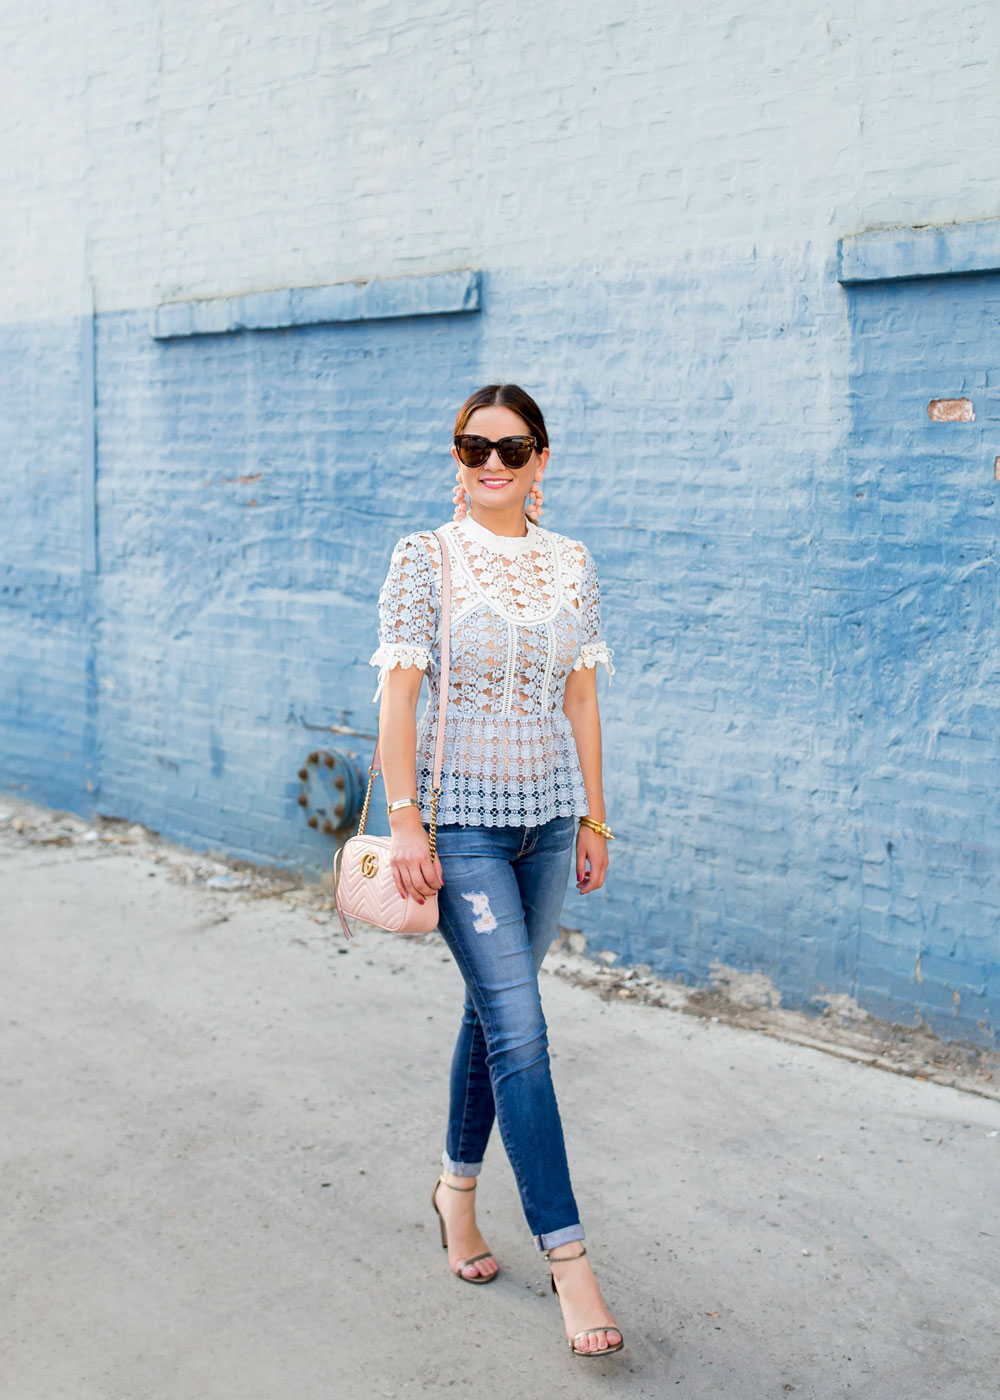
top-left (334, 527), bottom-right (452, 939)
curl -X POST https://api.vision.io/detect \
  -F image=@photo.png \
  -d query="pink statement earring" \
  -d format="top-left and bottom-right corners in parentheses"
top-left (526, 479), bottom-right (544, 522)
top-left (453, 468), bottom-right (469, 522)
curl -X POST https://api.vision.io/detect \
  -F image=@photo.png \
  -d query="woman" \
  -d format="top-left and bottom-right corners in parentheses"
top-left (368, 384), bottom-right (623, 1358)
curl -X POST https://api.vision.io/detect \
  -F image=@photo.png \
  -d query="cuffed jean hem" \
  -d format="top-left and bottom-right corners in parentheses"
top-left (535, 1223), bottom-right (586, 1253)
top-left (441, 1150), bottom-right (483, 1178)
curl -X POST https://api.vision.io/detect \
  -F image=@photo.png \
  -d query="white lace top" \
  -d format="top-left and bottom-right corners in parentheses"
top-left (369, 513), bottom-right (615, 828)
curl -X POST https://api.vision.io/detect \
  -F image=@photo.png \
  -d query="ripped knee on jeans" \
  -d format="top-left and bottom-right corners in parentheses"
top-left (461, 891), bottom-right (497, 933)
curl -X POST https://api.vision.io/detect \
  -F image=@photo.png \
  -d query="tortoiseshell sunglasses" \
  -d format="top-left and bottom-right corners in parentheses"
top-left (453, 434), bottom-right (540, 469)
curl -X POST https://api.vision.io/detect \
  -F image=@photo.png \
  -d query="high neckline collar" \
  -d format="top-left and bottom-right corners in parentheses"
top-left (456, 513), bottom-right (540, 555)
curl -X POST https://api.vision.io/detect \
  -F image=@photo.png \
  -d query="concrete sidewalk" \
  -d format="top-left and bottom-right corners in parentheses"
top-left (2, 809), bottom-right (998, 1399)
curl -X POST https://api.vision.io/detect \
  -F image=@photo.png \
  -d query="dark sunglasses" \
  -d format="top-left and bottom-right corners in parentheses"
top-left (453, 434), bottom-right (539, 469)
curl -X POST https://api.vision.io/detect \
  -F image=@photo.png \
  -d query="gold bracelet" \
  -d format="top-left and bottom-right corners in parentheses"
top-left (387, 797), bottom-right (421, 817)
top-left (579, 815), bottom-right (615, 840)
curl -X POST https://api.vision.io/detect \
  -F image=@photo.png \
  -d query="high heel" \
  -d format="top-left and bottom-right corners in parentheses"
top-left (430, 1175), bottom-right (499, 1284)
top-left (546, 1244), bottom-right (624, 1357)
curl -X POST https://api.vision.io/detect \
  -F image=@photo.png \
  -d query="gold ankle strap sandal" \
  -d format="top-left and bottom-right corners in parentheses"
top-left (430, 1175), bottom-right (499, 1285)
top-left (545, 1244), bottom-right (625, 1357)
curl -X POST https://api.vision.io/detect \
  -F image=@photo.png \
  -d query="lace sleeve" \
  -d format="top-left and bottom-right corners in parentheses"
top-left (572, 546), bottom-right (615, 682)
top-left (369, 533), bottom-right (438, 702)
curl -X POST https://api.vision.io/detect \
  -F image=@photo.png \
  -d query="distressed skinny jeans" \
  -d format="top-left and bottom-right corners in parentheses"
top-left (434, 814), bottom-right (584, 1252)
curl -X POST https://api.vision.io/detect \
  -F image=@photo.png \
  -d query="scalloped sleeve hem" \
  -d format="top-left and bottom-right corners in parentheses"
top-left (571, 642), bottom-right (615, 683)
top-left (369, 643), bottom-right (433, 702)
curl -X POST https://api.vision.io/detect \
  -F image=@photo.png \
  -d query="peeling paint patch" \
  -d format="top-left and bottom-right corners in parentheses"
top-left (928, 397), bottom-right (974, 422)
top-left (709, 960), bottom-right (782, 1010)
top-left (810, 992), bottom-right (872, 1024)
top-left (461, 891), bottom-right (497, 933)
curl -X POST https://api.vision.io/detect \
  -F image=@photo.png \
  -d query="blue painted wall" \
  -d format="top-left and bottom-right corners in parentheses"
top-left (2, 249), bottom-right (998, 1047)
top-left (835, 270), bottom-right (1000, 1039)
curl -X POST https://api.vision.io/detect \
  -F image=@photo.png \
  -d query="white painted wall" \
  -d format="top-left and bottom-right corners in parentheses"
top-left (1, 1), bottom-right (998, 318)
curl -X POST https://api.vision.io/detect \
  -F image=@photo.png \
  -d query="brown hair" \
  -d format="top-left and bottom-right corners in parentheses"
top-left (453, 383), bottom-right (549, 453)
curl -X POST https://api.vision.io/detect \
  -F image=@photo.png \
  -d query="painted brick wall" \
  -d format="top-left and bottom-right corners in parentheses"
top-left (2, 2), bottom-right (999, 1045)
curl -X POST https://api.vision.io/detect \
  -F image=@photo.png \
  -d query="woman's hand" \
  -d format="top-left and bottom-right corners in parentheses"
top-left (389, 810), bottom-right (444, 902)
top-left (575, 824), bottom-right (609, 894)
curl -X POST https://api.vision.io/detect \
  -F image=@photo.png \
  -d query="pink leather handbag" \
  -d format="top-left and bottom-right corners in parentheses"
top-left (333, 528), bottom-right (451, 940)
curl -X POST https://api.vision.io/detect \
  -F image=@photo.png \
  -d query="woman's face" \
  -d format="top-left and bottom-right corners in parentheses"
top-left (451, 404), bottom-right (549, 518)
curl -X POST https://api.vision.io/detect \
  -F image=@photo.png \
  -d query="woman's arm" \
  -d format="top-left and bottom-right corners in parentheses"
top-left (379, 664), bottom-right (443, 902)
top-left (366, 533), bottom-right (443, 902)
top-left (562, 664), bottom-right (609, 894)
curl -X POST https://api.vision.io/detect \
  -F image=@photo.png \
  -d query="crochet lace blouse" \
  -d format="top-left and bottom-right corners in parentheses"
top-left (369, 512), bottom-right (615, 828)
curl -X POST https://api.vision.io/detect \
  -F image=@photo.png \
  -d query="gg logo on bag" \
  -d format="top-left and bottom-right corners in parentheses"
top-left (360, 851), bottom-right (379, 879)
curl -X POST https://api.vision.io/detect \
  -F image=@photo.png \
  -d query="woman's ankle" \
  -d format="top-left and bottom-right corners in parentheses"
top-left (441, 1169), bottom-right (477, 1190)
top-left (548, 1243), bottom-right (588, 1264)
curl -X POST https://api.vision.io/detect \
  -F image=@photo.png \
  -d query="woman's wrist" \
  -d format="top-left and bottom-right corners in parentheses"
top-left (579, 814), bottom-right (615, 841)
